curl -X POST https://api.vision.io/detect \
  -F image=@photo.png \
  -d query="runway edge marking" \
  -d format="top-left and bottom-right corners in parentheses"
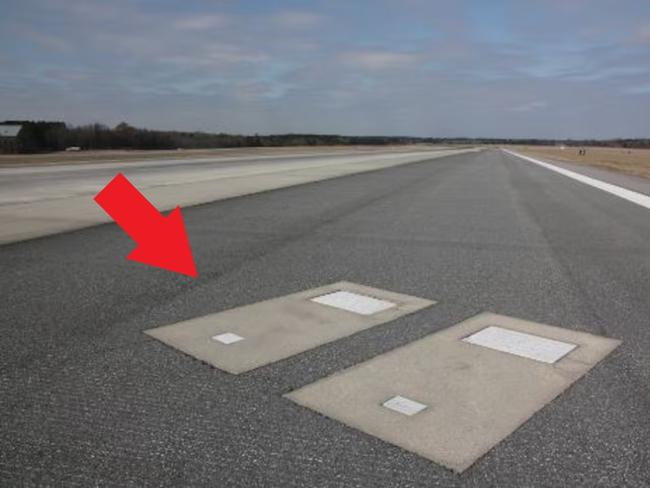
top-left (502, 149), bottom-right (650, 210)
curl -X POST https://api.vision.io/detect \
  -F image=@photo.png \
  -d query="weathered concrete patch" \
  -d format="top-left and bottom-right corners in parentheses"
top-left (285, 312), bottom-right (621, 473)
top-left (145, 281), bottom-right (434, 374)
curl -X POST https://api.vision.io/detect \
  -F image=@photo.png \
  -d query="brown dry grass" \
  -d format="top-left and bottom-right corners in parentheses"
top-left (513, 145), bottom-right (650, 180)
top-left (0, 144), bottom-right (452, 166)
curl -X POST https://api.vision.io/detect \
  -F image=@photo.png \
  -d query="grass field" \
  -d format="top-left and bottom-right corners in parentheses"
top-left (514, 145), bottom-right (650, 180)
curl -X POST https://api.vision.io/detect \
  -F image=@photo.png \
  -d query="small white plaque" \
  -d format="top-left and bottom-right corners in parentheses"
top-left (311, 291), bottom-right (396, 315)
top-left (382, 395), bottom-right (427, 416)
top-left (463, 326), bottom-right (576, 364)
top-left (212, 332), bottom-right (244, 345)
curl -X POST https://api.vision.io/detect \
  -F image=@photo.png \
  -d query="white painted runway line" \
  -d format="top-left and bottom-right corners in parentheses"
top-left (503, 149), bottom-right (650, 210)
top-left (463, 326), bottom-right (576, 364)
top-left (311, 291), bottom-right (396, 315)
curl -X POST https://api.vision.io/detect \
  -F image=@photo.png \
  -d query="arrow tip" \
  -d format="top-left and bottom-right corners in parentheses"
top-left (127, 207), bottom-right (197, 278)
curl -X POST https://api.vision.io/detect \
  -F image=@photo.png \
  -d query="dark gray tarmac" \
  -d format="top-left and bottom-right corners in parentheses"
top-left (1, 149), bottom-right (648, 487)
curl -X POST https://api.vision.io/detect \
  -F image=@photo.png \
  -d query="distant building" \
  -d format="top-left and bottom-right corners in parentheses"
top-left (0, 124), bottom-right (22, 153)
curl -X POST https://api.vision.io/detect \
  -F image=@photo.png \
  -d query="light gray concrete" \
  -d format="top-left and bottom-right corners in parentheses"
top-left (0, 148), bottom-right (476, 244)
top-left (145, 281), bottom-right (435, 374)
top-left (286, 312), bottom-right (621, 473)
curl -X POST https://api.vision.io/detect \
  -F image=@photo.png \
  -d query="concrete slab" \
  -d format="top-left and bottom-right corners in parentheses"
top-left (145, 282), bottom-right (434, 374)
top-left (285, 312), bottom-right (621, 473)
top-left (382, 396), bottom-right (428, 416)
top-left (0, 148), bottom-right (478, 244)
top-left (311, 291), bottom-right (396, 315)
top-left (212, 332), bottom-right (244, 345)
top-left (463, 326), bottom-right (576, 364)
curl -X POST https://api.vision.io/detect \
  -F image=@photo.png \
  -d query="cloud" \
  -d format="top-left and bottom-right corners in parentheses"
top-left (173, 15), bottom-right (229, 31)
top-left (634, 24), bottom-right (650, 43)
top-left (50, 0), bottom-right (124, 21)
top-left (509, 100), bottom-right (548, 112)
top-left (340, 50), bottom-right (417, 70)
top-left (163, 44), bottom-right (269, 66)
top-left (271, 11), bottom-right (323, 28)
top-left (13, 25), bottom-right (71, 52)
top-left (622, 83), bottom-right (650, 95)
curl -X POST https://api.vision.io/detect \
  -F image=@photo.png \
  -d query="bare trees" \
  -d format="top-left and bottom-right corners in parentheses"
top-left (3, 120), bottom-right (649, 154)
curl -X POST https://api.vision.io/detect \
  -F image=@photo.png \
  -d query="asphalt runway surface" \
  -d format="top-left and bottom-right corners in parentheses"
top-left (1, 149), bottom-right (648, 486)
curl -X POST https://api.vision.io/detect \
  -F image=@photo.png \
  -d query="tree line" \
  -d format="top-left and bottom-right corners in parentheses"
top-left (2, 120), bottom-right (649, 153)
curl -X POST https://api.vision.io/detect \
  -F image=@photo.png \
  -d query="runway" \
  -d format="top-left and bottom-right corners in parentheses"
top-left (1, 149), bottom-right (648, 486)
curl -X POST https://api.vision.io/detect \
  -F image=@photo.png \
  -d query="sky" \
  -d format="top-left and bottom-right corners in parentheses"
top-left (1, 0), bottom-right (649, 138)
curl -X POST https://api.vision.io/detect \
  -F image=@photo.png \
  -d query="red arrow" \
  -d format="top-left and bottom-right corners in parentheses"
top-left (94, 173), bottom-right (197, 278)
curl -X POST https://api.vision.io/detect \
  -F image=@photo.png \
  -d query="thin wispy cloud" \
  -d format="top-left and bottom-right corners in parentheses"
top-left (174, 15), bottom-right (230, 31)
top-left (634, 24), bottom-right (650, 43)
top-left (271, 11), bottom-right (323, 28)
top-left (509, 101), bottom-right (548, 112)
top-left (341, 51), bottom-right (418, 70)
top-left (623, 83), bottom-right (650, 95)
